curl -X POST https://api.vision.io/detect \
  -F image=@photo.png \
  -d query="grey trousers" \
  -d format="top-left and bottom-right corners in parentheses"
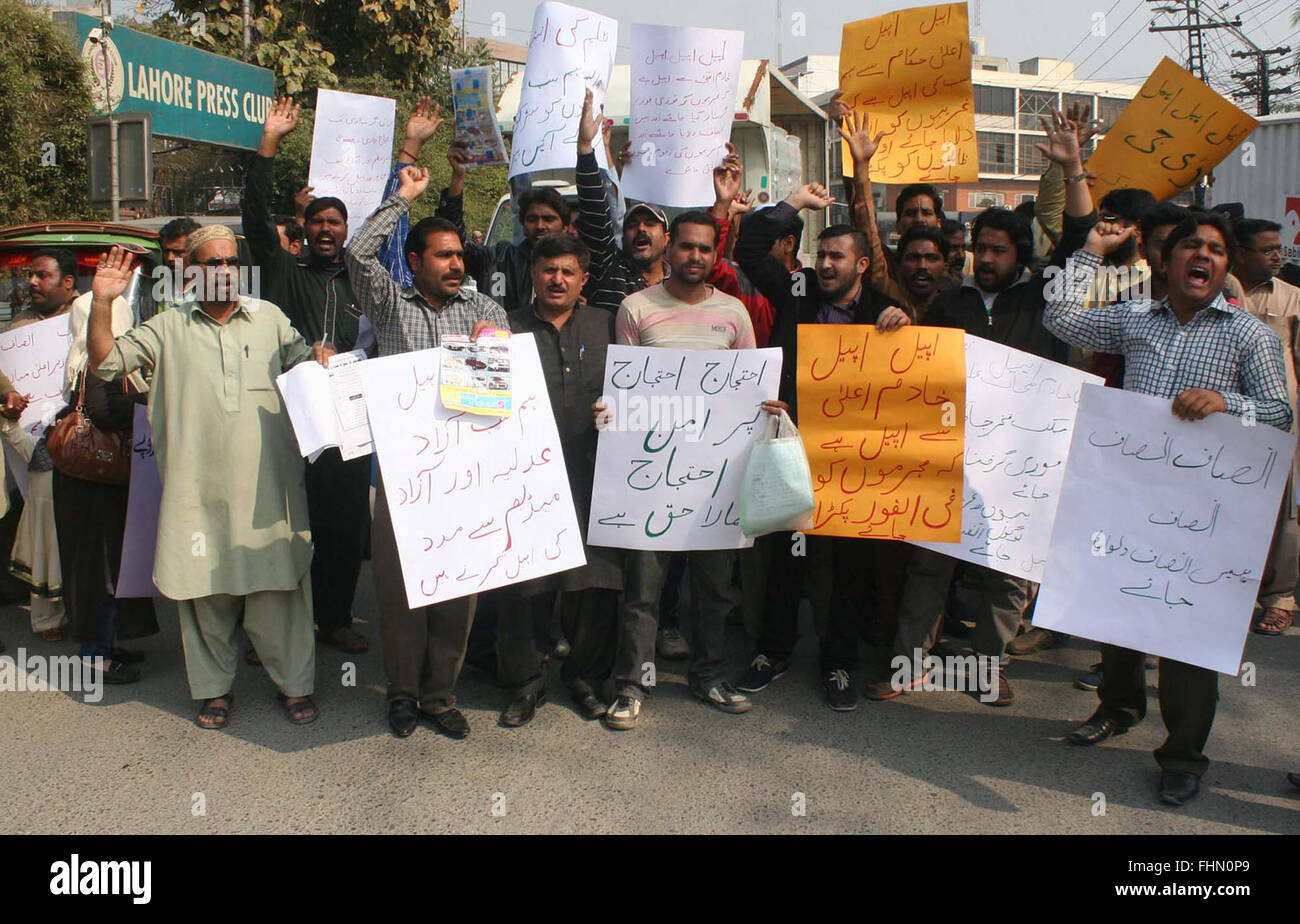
top-left (1260, 482), bottom-right (1298, 611)
top-left (371, 476), bottom-right (476, 710)
top-left (893, 546), bottom-right (1029, 663)
top-left (613, 548), bottom-right (740, 700)
top-left (175, 573), bottom-right (315, 700)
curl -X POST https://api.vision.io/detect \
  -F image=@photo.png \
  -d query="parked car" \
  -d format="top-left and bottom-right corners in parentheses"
top-left (0, 217), bottom-right (248, 324)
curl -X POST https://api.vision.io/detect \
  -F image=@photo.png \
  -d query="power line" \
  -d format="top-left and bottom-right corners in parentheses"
top-left (1047, 0), bottom-right (1148, 89)
top-left (1034, 0), bottom-right (1126, 86)
top-left (1083, 11), bottom-right (1158, 81)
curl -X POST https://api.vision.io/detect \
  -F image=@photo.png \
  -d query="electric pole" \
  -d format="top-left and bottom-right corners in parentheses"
top-left (1230, 48), bottom-right (1293, 116)
top-left (1148, 1), bottom-right (1242, 204)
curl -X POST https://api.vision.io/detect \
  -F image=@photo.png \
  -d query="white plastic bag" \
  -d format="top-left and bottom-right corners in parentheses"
top-left (738, 409), bottom-right (815, 537)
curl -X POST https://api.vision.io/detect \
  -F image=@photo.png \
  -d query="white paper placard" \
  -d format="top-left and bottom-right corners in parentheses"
top-left (1035, 384), bottom-right (1295, 674)
top-left (588, 345), bottom-right (782, 551)
top-left (358, 334), bottom-right (586, 607)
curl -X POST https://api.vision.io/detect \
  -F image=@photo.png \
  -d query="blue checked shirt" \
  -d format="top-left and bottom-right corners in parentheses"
top-left (345, 194), bottom-right (507, 357)
top-left (1045, 249), bottom-right (1292, 431)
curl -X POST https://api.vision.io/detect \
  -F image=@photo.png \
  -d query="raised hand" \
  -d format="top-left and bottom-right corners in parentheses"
top-left (1033, 108), bottom-right (1082, 167)
top-left (405, 96), bottom-right (442, 146)
top-left (729, 189), bottom-right (755, 217)
top-left (448, 140), bottom-right (472, 179)
top-left (396, 165), bottom-right (431, 203)
top-left (713, 142), bottom-right (744, 205)
top-left (262, 97), bottom-right (300, 142)
top-left (1067, 101), bottom-right (1102, 149)
top-left (577, 88), bottom-right (603, 154)
top-left (826, 91), bottom-right (849, 123)
top-left (91, 245), bottom-right (136, 302)
top-left (839, 108), bottom-right (884, 166)
top-left (787, 182), bottom-right (835, 212)
top-left (1083, 219), bottom-right (1136, 257)
top-left (294, 185), bottom-right (315, 220)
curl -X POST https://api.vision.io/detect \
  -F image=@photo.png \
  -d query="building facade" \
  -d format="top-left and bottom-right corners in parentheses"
top-left (781, 40), bottom-right (1144, 221)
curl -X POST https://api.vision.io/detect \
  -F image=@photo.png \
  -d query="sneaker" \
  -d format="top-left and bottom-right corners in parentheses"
top-left (824, 669), bottom-right (857, 711)
top-left (736, 653), bottom-right (788, 693)
top-left (604, 695), bottom-right (642, 730)
top-left (692, 680), bottom-right (753, 714)
top-left (1075, 663), bottom-right (1103, 692)
top-left (656, 627), bottom-right (691, 660)
top-left (1006, 627), bottom-right (1059, 656)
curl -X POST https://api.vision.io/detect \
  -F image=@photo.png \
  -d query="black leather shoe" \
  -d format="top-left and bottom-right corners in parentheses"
top-left (573, 691), bottom-right (606, 720)
top-left (1159, 771), bottom-right (1200, 806)
top-left (424, 706), bottom-right (470, 739)
top-left (388, 700), bottom-right (418, 738)
top-left (1287, 771), bottom-right (1300, 790)
top-left (1067, 714), bottom-right (1131, 746)
top-left (500, 690), bottom-right (546, 727)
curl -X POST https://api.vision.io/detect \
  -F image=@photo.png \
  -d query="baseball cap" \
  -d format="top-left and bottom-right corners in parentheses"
top-left (625, 201), bottom-right (668, 227)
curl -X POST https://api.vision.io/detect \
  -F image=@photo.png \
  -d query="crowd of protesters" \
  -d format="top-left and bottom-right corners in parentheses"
top-left (2, 71), bottom-right (1298, 809)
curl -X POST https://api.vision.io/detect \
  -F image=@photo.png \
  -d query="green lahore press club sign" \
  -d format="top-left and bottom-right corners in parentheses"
top-left (57, 12), bottom-right (274, 150)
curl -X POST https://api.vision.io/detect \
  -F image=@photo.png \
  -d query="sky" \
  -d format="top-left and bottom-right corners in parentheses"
top-left (455, 0), bottom-right (1299, 92)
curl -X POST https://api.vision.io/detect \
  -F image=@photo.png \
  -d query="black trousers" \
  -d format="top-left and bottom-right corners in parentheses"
top-left (1097, 644), bottom-right (1219, 776)
top-left (821, 538), bottom-right (912, 670)
top-left (304, 449), bottom-right (371, 634)
top-left (497, 589), bottom-right (619, 698)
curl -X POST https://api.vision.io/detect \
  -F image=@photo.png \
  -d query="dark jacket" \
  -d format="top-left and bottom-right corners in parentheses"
top-left (735, 201), bottom-right (902, 413)
top-left (241, 154), bottom-right (361, 351)
top-left (507, 304), bottom-right (622, 593)
top-left (923, 211), bottom-right (1093, 364)
top-left (437, 188), bottom-right (534, 311)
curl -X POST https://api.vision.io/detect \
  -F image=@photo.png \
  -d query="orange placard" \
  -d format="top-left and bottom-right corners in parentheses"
top-left (798, 324), bottom-right (964, 541)
top-left (838, 2), bottom-right (977, 183)
top-left (1087, 57), bottom-right (1259, 203)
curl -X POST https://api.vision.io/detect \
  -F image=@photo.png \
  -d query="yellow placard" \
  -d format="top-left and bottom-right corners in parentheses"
top-left (1087, 57), bottom-right (1259, 203)
top-left (798, 324), bottom-right (965, 541)
top-left (838, 2), bottom-right (977, 183)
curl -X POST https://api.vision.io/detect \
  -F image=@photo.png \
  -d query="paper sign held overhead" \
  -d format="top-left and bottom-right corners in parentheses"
top-left (450, 66), bottom-right (509, 167)
top-left (619, 24), bottom-right (744, 209)
top-left (509, 1), bottom-right (618, 178)
top-left (307, 89), bottom-right (397, 242)
top-left (839, 2), bottom-right (978, 183)
top-left (1086, 57), bottom-right (1259, 203)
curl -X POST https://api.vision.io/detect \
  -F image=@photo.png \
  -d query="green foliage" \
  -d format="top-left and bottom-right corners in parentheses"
top-left (265, 66), bottom-right (508, 236)
top-left (148, 0), bottom-right (462, 94)
top-left (139, 6), bottom-right (508, 230)
top-left (0, 0), bottom-right (98, 221)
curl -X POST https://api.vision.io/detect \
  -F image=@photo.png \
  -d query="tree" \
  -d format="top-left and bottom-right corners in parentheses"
top-left (0, 0), bottom-right (96, 221)
top-left (143, 0), bottom-right (462, 94)
top-left (268, 59), bottom-right (508, 236)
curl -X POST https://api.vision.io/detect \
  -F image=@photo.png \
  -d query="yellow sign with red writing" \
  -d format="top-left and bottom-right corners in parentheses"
top-left (1087, 57), bottom-right (1259, 203)
top-left (797, 324), bottom-right (965, 542)
top-left (838, 2), bottom-right (977, 183)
